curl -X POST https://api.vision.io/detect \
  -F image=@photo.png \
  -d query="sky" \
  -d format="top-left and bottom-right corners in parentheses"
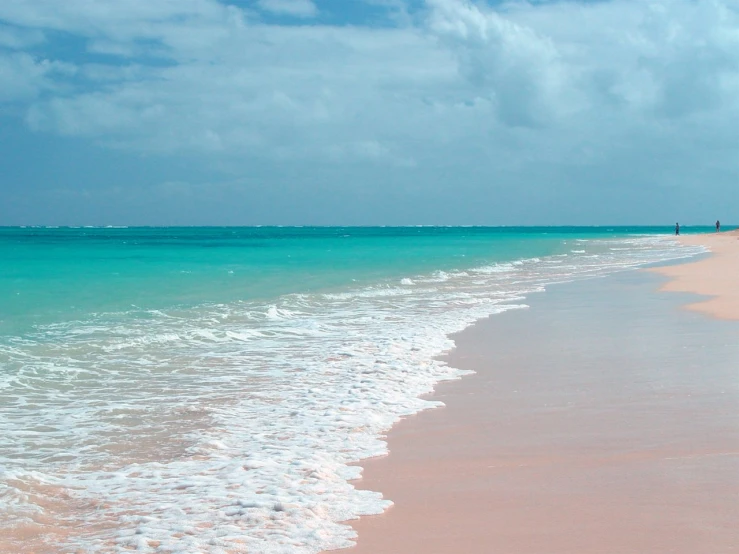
top-left (1, 0), bottom-right (738, 226)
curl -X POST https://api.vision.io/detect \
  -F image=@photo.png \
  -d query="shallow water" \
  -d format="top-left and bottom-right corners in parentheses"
top-left (0, 227), bottom-right (705, 552)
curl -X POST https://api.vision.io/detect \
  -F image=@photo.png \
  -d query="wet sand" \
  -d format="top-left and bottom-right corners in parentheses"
top-left (340, 246), bottom-right (739, 552)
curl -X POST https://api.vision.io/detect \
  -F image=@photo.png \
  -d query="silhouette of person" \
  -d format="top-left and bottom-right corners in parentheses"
top-left (675, 222), bottom-right (680, 236)
top-left (716, 220), bottom-right (721, 232)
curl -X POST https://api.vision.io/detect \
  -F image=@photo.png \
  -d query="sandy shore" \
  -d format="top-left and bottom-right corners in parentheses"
top-left (338, 234), bottom-right (739, 553)
top-left (651, 230), bottom-right (739, 320)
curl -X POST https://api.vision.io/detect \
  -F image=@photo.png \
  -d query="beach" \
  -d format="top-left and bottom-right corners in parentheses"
top-left (4, 0), bottom-right (739, 547)
top-left (653, 232), bottom-right (739, 320)
top-left (0, 228), bottom-right (713, 552)
top-left (342, 232), bottom-right (739, 553)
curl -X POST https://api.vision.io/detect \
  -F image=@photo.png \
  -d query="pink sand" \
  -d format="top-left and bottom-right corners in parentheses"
top-left (338, 242), bottom-right (739, 553)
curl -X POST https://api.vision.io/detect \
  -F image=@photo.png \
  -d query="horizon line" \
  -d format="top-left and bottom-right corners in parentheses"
top-left (0, 224), bottom-right (728, 229)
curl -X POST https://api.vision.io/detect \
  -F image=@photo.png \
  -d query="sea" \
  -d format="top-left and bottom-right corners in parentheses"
top-left (0, 226), bottom-right (707, 553)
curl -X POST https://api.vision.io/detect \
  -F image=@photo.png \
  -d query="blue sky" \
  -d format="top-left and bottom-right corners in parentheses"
top-left (1, 0), bottom-right (738, 225)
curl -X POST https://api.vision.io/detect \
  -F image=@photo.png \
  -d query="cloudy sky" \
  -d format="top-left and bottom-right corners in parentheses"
top-left (1, 0), bottom-right (738, 225)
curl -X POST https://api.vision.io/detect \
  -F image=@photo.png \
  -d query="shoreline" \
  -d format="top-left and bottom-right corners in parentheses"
top-left (337, 234), bottom-right (739, 553)
top-left (0, 234), bottom-right (722, 553)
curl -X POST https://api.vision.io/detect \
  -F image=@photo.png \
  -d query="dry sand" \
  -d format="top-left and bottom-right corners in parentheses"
top-left (338, 234), bottom-right (739, 553)
top-left (652, 230), bottom-right (739, 320)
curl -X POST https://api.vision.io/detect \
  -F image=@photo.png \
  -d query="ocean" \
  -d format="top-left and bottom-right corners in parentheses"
top-left (0, 226), bottom-right (706, 553)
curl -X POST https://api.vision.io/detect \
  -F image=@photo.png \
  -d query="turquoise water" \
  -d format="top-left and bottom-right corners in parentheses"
top-left (0, 227), bottom-right (707, 553)
top-left (0, 226), bottom-right (709, 334)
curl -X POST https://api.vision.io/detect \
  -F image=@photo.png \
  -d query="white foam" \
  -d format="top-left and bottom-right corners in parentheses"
top-left (0, 235), bottom-right (705, 553)
top-left (472, 263), bottom-right (516, 274)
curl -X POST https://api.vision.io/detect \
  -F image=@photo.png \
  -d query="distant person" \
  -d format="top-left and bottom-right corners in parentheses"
top-left (716, 220), bottom-right (721, 232)
top-left (675, 222), bottom-right (680, 236)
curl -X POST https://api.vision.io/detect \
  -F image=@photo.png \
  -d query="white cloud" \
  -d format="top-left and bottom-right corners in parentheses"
top-left (0, 53), bottom-right (75, 102)
top-left (427, 0), bottom-right (578, 126)
top-left (3, 0), bottom-right (739, 214)
top-left (25, 21), bottom-right (455, 162)
top-left (257, 0), bottom-right (318, 18)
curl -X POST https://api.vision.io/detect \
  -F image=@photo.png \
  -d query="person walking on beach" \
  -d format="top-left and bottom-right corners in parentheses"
top-left (675, 223), bottom-right (680, 236)
top-left (716, 220), bottom-right (721, 232)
